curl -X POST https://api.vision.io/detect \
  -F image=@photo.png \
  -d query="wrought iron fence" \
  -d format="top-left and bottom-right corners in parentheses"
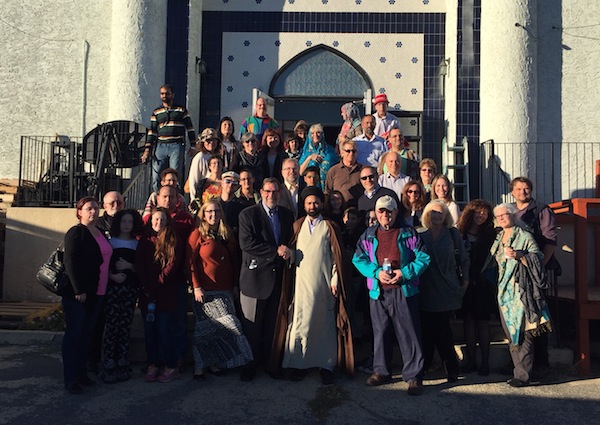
top-left (18, 135), bottom-right (151, 210)
top-left (479, 140), bottom-right (600, 206)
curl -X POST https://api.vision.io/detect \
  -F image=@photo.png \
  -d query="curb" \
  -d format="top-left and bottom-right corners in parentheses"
top-left (0, 330), bottom-right (63, 346)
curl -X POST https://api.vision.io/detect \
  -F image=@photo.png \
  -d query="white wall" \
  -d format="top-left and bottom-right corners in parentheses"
top-left (0, 0), bottom-right (170, 180)
top-left (0, 1), bottom-right (113, 179)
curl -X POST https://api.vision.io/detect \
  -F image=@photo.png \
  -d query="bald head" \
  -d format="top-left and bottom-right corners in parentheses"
top-left (103, 191), bottom-right (124, 216)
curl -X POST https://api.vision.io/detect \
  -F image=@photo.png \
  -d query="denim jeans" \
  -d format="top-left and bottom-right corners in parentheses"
top-left (62, 295), bottom-right (104, 386)
top-left (141, 307), bottom-right (179, 369)
top-left (152, 142), bottom-right (185, 191)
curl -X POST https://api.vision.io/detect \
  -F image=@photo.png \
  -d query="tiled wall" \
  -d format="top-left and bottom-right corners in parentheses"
top-left (199, 11), bottom-right (446, 160)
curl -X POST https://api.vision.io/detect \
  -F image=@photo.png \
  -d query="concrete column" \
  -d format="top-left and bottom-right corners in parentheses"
top-left (108, 0), bottom-right (168, 127)
top-left (480, 1), bottom-right (538, 178)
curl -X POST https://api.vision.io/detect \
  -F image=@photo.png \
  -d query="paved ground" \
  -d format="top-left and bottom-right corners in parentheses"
top-left (1, 331), bottom-right (600, 425)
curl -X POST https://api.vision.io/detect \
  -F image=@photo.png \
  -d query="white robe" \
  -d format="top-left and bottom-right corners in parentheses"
top-left (282, 219), bottom-right (338, 370)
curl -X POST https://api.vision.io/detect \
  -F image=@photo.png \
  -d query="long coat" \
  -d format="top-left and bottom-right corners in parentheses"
top-left (268, 217), bottom-right (354, 377)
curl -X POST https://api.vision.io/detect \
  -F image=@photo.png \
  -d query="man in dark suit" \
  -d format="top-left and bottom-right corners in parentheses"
top-left (278, 158), bottom-right (305, 219)
top-left (238, 177), bottom-right (294, 381)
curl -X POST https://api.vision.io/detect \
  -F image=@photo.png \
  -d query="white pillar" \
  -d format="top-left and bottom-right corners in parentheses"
top-left (108, 0), bottom-right (168, 127)
top-left (444, 0), bottom-right (459, 148)
top-left (480, 1), bottom-right (537, 179)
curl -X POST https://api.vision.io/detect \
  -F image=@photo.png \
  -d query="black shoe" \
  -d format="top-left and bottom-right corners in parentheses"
top-left (268, 370), bottom-right (285, 380)
top-left (461, 363), bottom-right (477, 374)
top-left (507, 378), bottom-right (530, 388)
top-left (79, 375), bottom-right (96, 387)
top-left (366, 373), bottom-right (392, 387)
top-left (320, 369), bottom-right (334, 385)
top-left (65, 383), bottom-right (84, 394)
top-left (240, 367), bottom-right (256, 382)
top-left (407, 380), bottom-right (424, 396)
top-left (289, 368), bottom-right (307, 382)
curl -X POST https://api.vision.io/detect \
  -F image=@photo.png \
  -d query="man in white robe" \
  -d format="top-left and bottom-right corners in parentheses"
top-left (274, 187), bottom-right (353, 384)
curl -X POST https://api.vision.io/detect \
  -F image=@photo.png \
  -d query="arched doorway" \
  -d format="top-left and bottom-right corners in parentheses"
top-left (269, 45), bottom-right (373, 144)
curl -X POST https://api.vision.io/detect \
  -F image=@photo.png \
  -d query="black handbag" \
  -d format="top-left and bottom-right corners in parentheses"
top-left (36, 244), bottom-right (73, 296)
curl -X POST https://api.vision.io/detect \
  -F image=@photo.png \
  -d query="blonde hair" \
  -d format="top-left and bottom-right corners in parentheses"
top-left (421, 199), bottom-right (454, 229)
top-left (198, 199), bottom-right (232, 241)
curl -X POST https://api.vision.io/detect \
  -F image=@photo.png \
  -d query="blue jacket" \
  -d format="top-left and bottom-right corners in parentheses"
top-left (352, 224), bottom-right (430, 300)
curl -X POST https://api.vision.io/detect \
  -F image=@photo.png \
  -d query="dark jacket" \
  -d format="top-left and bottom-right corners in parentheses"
top-left (238, 203), bottom-right (294, 300)
top-left (64, 224), bottom-right (103, 296)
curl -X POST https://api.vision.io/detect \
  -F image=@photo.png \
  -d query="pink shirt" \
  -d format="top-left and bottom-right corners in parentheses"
top-left (94, 232), bottom-right (113, 296)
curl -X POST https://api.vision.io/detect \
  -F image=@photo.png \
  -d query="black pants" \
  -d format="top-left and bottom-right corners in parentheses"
top-left (420, 310), bottom-right (459, 378)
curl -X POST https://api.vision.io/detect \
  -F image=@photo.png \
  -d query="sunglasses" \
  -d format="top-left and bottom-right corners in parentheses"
top-left (223, 179), bottom-right (237, 184)
top-left (407, 189), bottom-right (421, 194)
top-left (361, 175), bottom-right (376, 181)
top-left (343, 149), bottom-right (357, 153)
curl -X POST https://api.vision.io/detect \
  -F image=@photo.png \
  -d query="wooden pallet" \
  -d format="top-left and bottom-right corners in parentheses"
top-left (0, 301), bottom-right (59, 329)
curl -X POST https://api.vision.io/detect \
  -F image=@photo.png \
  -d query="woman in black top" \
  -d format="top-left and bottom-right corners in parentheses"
top-left (63, 196), bottom-right (113, 394)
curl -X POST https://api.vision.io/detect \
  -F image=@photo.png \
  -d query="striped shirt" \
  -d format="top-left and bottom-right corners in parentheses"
top-left (146, 104), bottom-right (196, 148)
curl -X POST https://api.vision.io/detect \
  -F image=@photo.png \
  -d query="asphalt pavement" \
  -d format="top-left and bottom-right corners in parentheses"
top-left (1, 330), bottom-right (600, 425)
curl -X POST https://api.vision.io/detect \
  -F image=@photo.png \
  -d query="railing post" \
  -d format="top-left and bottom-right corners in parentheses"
top-left (595, 159), bottom-right (600, 198)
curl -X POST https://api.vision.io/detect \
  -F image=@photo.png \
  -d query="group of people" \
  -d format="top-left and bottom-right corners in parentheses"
top-left (59, 87), bottom-right (557, 396)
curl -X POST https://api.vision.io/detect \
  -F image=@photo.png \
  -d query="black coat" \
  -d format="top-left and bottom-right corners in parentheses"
top-left (63, 224), bottom-right (104, 296)
top-left (238, 203), bottom-right (294, 300)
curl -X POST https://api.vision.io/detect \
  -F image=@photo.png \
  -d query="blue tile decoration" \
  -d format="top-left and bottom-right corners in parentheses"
top-left (411, 88), bottom-right (418, 95)
top-left (411, 57), bottom-right (418, 63)
top-left (199, 10), bottom-right (449, 162)
top-left (379, 88), bottom-right (386, 93)
top-left (380, 57), bottom-right (386, 63)
top-left (395, 72), bottom-right (402, 79)
top-left (364, 41), bottom-right (370, 47)
top-left (389, 0), bottom-right (396, 4)
top-left (355, 0), bottom-right (362, 4)
top-left (259, 55), bottom-right (266, 62)
top-left (227, 55), bottom-right (234, 62)
top-left (306, 40), bottom-right (312, 47)
top-left (242, 101), bottom-right (248, 108)
top-left (332, 40), bottom-right (339, 47)
top-left (242, 71), bottom-right (249, 77)
top-left (227, 86), bottom-right (233, 92)
top-left (244, 40), bottom-right (250, 47)
top-left (423, 0), bottom-right (430, 4)
top-left (410, 119), bottom-right (417, 126)
top-left (288, 0), bottom-right (295, 3)
top-left (322, 0), bottom-right (328, 4)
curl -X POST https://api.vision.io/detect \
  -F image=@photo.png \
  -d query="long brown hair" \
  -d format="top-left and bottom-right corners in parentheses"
top-left (401, 180), bottom-right (426, 211)
top-left (148, 207), bottom-right (178, 268)
top-left (456, 199), bottom-right (495, 238)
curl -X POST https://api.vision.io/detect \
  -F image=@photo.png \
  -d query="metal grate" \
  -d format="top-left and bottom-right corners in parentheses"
top-left (18, 135), bottom-right (151, 210)
top-left (479, 140), bottom-right (600, 206)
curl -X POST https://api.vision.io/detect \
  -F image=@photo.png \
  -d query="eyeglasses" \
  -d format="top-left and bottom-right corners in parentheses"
top-left (420, 168), bottom-right (434, 173)
top-left (239, 177), bottom-right (252, 182)
top-left (204, 139), bottom-right (217, 144)
top-left (242, 139), bottom-right (256, 144)
top-left (494, 213), bottom-right (510, 219)
top-left (343, 149), bottom-right (357, 154)
top-left (204, 209), bottom-right (220, 214)
top-left (223, 179), bottom-right (237, 184)
top-left (360, 175), bottom-right (376, 181)
top-left (406, 189), bottom-right (421, 194)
